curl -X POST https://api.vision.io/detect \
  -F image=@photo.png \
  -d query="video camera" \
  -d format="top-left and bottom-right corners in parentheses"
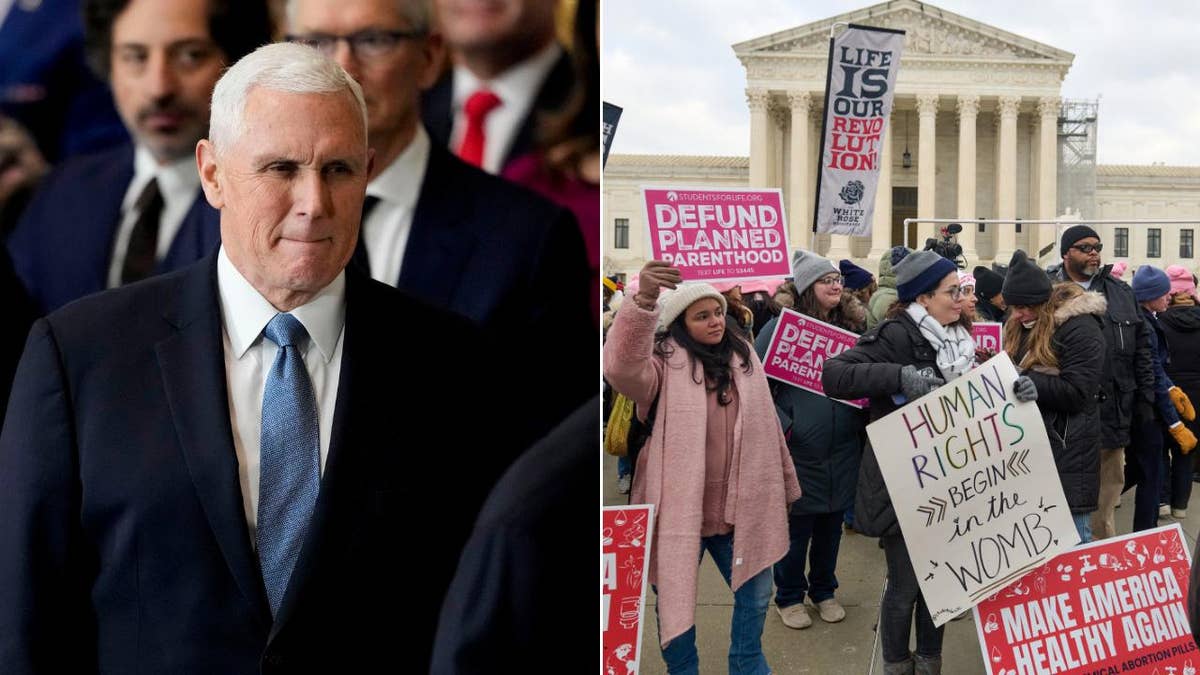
top-left (924, 223), bottom-right (966, 269)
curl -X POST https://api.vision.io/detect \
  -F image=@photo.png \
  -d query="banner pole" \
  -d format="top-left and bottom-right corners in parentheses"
top-left (810, 24), bottom-right (841, 252)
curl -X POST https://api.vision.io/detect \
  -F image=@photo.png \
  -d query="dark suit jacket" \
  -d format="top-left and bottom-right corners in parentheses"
top-left (5, 143), bottom-right (221, 315)
top-left (430, 396), bottom-right (597, 673)
top-left (378, 144), bottom-right (594, 438)
top-left (421, 49), bottom-right (574, 173)
top-left (0, 253), bottom-right (518, 673)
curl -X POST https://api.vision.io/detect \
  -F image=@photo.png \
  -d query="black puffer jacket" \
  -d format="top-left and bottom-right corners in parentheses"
top-left (1051, 264), bottom-right (1155, 449)
top-left (821, 312), bottom-right (941, 537)
top-left (1013, 292), bottom-right (1107, 513)
top-left (1160, 301), bottom-right (1200, 450)
top-left (976, 299), bottom-right (1006, 323)
top-left (756, 315), bottom-right (868, 516)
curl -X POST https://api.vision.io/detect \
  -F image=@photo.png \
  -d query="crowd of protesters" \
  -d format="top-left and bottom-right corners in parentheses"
top-left (603, 224), bottom-right (1200, 675)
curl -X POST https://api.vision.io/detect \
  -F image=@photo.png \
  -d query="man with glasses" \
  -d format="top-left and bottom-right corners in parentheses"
top-left (1052, 224), bottom-right (1155, 539)
top-left (284, 0), bottom-right (592, 439)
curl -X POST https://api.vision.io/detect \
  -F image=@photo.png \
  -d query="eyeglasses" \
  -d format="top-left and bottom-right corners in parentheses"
top-left (1070, 243), bottom-right (1103, 254)
top-left (940, 285), bottom-right (963, 300)
top-left (285, 29), bottom-right (425, 60)
top-left (815, 275), bottom-right (844, 286)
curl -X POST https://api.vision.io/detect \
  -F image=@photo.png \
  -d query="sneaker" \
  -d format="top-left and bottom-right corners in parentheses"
top-left (1173, 508), bottom-right (1187, 519)
top-left (777, 603), bottom-right (812, 629)
top-left (1159, 504), bottom-right (1171, 518)
top-left (816, 598), bottom-right (846, 623)
top-left (616, 475), bottom-right (631, 494)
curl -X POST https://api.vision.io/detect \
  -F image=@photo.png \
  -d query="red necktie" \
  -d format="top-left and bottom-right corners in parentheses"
top-left (457, 89), bottom-right (502, 168)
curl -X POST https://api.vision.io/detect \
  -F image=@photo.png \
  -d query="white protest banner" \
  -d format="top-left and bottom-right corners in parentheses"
top-left (814, 24), bottom-right (905, 237)
top-left (973, 524), bottom-right (1194, 675)
top-left (865, 352), bottom-right (1077, 626)
top-left (762, 308), bottom-right (868, 408)
top-left (602, 505), bottom-right (654, 675)
top-left (642, 187), bottom-right (791, 282)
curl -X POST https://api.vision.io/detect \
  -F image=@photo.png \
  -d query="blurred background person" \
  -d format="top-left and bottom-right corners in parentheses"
top-left (866, 245), bottom-right (909, 329)
top-left (7, 0), bottom-right (272, 315)
top-left (839, 258), bottom-right (875, 309)
top-left (972, 265), bottom-right (1007, 323)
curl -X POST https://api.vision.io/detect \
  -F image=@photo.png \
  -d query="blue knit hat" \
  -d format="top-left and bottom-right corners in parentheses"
top-left (839, 259), bottom-right (875, 290)
top-left (894, 250), bottom-right (959, 302)
top-left (1132, 265), bottom-right (1171, 302)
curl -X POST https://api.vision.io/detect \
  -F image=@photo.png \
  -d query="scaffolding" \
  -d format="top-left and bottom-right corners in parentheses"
top-left (1057, 98), bottom-right (1099, 220)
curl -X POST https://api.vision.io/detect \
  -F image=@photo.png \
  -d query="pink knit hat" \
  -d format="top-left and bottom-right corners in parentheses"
top-left (1110, 261), bottom-right (1128, 280)
top-left (957, 270), bottom-right (977, 290)
top-left (1166, 265), bottom-right (1197, 299)
top-left (625, 273), bottom-right (640, 297)
top-left (709, 281), bottom-right (739, 293)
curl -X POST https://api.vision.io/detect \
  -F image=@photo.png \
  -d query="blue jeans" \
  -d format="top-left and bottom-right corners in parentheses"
top-left (656, 532), bottom-right (773, 675)
top-left (774, 511), bottom-right (843, 607)
top-left (1072, 512), bottom-right (1093, 544)
top-left (617, 455), bottom-right (631, 478)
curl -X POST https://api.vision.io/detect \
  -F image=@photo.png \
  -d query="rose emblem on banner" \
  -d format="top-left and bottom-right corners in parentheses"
top-left (839, 180), bottom-right (865, 205)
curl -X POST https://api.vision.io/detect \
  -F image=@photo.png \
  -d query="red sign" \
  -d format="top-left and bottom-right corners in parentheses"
top-left (602, 505), bottom-right (654, 675)
top-left (641, 187), bottom-right (790, 282)
top-left (973, 524), bottom-right (1195, 675)
top-left (762, 308), bottom-right (867, 408)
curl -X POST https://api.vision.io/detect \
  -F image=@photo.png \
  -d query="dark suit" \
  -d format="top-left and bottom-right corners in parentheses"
top-left (421, 49), bottom-right (574, 173)
top-left (430, 396), bottom-right (597, 673)
top-left (5, 143), bottom-right (221, 314)
top-left (0, 253), bottom-right (517, 673)
top-left (372, 144), bottom-right (594, 438)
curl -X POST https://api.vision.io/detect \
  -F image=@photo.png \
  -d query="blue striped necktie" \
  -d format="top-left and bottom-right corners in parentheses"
top-left (257, 312), bottom-right (321, 617)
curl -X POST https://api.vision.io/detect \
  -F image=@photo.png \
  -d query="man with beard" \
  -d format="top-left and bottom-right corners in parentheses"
top-left (6, 0), bottom-right (271, 314)
top-left (1051, 224), bottom-right (1156, 539)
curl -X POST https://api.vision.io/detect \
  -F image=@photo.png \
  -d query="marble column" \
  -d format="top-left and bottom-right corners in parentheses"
top-left (769, 103), bottom-right (788, 188)
top-left (868, 112), bottom-right (894, 262)
top-left (747, 88), bottom-right (770, 188)
top-left (916, 94), bottom-right (939, 245)
top-left (1037, 96), bottom-right (1061, 257)
top-left (787, 91), bottom-right (812, 250)
top-left (993, 95), bottom-right (1021, 264)
top-left (956, 94), bottom-right (980, 263)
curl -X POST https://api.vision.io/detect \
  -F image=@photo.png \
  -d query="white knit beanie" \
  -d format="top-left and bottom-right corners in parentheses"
top-left (656, 283), bottom-right (727, 333)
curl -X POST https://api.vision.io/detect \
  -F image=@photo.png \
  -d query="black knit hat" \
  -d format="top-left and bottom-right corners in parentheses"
top-left (972, 265), bottom-right (1005, 302)
top-left (1060, 224), bottom-right (1101, 257)
top-left (1002, 250), bottom-right (1052, 306)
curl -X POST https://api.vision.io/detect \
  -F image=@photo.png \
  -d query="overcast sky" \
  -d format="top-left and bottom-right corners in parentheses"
top-left (602, 0), bottom-right (1200, 166)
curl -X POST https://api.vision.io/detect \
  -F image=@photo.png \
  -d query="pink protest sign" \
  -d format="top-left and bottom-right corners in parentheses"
top-left (641, 187), bottom-right (790, 282)
top-left (762, 308), bottom-right (867, 408)
top-left (973, 322), bottom-right (1003, 355)
top-left (973, 524), bottom-right (1194, 675)
top-left (602, 505), bottom-right (655, 675)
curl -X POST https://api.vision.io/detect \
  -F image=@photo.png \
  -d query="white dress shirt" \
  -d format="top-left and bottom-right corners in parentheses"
top-left (107, 146), bottom-right (202, 288)
top-left (449, 41), bottom-right (562, 174)
top-left (216, 247), bottom-right (345, 543)
top-left (362, 126), bottom-right (430, 285)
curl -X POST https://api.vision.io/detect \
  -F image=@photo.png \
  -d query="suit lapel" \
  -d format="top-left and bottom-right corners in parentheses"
top-left (154, 254), bottom-right (271, 626)
top-left (397, 146), bottom-right (476, 307)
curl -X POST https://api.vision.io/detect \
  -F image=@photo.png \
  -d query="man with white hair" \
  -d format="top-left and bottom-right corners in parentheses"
top-left (0, 42), bottom-right (514, 672)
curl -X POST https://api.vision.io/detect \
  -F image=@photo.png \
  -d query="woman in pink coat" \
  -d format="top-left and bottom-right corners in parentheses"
top-left (604, 260), bottom-right (801, 675)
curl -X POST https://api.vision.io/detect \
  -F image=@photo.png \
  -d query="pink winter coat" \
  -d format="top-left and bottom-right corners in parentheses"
top-left (603, 302), bottom-right (801, 646)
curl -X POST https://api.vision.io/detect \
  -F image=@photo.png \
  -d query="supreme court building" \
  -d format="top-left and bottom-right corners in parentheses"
top-left (603, 0), bottom-right (1200, 281)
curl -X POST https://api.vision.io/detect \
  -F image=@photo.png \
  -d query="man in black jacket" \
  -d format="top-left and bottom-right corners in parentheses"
top-left (972, 265), bottom-right (1007, 323)
top-left (1050, 225), bottom-right (1156, 539)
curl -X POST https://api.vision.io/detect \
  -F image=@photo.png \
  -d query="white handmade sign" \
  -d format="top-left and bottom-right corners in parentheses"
top-left (866, 352), bottom-right (1077, 627)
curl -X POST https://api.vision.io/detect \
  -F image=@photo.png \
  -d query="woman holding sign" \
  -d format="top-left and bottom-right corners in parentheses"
top-left (822, 250), bottom-right (1038, 675)
top-left (753, 249), bottom-right (868, 631)
top-left (603, 260), bottom-right (801, 675)
top-left (1002, 250), bottom-right (1108, 543)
